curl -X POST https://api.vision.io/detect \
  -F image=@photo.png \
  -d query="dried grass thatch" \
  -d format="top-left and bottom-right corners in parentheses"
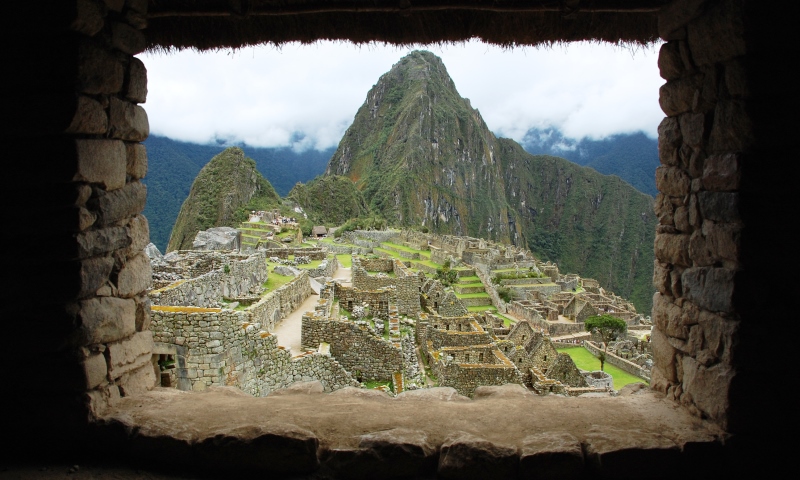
top-left (145, 0), bottom-right (664, 52)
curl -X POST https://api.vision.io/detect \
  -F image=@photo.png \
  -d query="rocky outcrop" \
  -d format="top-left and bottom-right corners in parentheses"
top-left (192, 226), bottom-right (240, 251)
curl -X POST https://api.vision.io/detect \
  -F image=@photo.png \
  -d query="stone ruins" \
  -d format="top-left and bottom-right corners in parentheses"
top-left (145, 227), bottom-right (651, 398)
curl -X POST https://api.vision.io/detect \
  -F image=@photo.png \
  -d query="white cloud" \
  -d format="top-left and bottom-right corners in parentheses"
top-left (140, 40), bottom-right (664, 151)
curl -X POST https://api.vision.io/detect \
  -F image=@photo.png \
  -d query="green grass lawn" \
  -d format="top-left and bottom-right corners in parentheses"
top-left (468, 305), bottom-right (496, 313)
top-left (263, 271), bottom-right (293, 292)
top-left (457, 276), bottom-right (481, 283)
top-left (457, 282), bottom-right (484, 288)
top-left (335, 254), bottom-right (352, 268)
top-left (455, 292), bottom-right (490, 299)
top-left (557, 347), bottom-right (648, 390)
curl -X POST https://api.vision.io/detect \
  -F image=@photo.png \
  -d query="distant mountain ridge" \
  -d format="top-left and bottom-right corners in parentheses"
top-left (143, 134), bottom-right (333, 251)
top-left (166, 147), bottom-right (281, 251)
top-left (320, 50), bottom-right (656, 312)
top-left (520, 128), bottom-right (659, 196)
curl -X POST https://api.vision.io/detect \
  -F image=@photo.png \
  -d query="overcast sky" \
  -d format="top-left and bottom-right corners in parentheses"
top-left (140, 40), bottom-right (664, 152)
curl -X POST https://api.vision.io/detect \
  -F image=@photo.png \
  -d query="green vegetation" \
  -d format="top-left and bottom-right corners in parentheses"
top-left (584, 314), bottom-right (628, 371)
top-left (288, 175), bottom-right (370, 225)
top-left (335, 254), bottom-right (352, 268)
top-left (166, 147), bottom-right (281, 252)
top-left (320, 50), bottom-right (655, 313)
top-left (143, 135), bottom-right (332, 252)
top-left (557, 347), bottom-right (646, 390)
top-left (435, 259), bottom-right (458, 287)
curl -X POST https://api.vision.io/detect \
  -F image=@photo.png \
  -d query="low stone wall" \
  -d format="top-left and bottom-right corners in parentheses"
top-left (264, 248), bottom-right (327, 260)
top-left (335, 285), bottom-right (392, 319)
top-left (149, 271), bottom-right (222, 308)
top-left (510, 284), bottom-right (562, 297)
top-left (427, 326), bottom-right (493, 348)
top-left (150, 301), bottom-right (357, 395)
top-left (305, 255), bottom-right (339, 278)
top-left (499, 277), bottom-right (550, 286)
top-left (436, 359), bottom-right (522, 397)
top-left (475, 264), bottom-right (506, 313)
top-left (349, 230), bottom-right (401, 243)
top-left (584, 341), bottom-right (651, 382)
top-left (301, 314), bottom-right (403, 382)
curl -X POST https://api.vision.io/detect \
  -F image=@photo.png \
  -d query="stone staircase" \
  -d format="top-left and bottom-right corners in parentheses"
top-left (388, 305), bottom-right (401, 348)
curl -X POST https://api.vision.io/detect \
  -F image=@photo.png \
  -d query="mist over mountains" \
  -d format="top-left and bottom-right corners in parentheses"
top-left (520, 128), bottom-right (659, 196)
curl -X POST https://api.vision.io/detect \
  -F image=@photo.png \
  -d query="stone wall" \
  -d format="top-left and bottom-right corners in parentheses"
top-left (150, 271), bottom-right (222, 308)
top-left (5, 0), bottom-right (159, 439)
top-left (264, 247), bottom-right (327, 260)
top-left (351, 257), bottom-right (420, 315)
top-left (435, 354), bottom-right (522, 397)
top-left (305, 254), bottom-right (339, 278)
top-left (335, 285), bottom-right (392, 319)
top-left (585, 341), bottom-right (651, 382)
top-left (301, 314), bottom-right (403, 381)
top-left (649, 0), bottom-right (788, 432)
top-left (151, 309), bottom-right (357, 395)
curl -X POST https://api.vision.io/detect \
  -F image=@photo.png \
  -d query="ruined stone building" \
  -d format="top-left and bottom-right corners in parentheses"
top-left (4, 0), bottom-right (791, 477)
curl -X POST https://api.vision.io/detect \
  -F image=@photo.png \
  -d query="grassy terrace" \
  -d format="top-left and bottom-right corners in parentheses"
top-left (455, 292), bottom-right (490, 299)
top-left (557, 347), bottom-right (647, 390)
top-left (382, 241), bottom-right (431, 258)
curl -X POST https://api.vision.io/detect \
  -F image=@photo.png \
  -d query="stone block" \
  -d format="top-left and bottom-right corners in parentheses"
top-left (109, 97), bottom-right (149, 141)
top-left (69, 0), bottom-right (106, 36)
top-left (674, 206), bottom-right (690, 232)
top-left (655, 166), bottom-right (691, 197)
top-left (76, 225), bottom-right (130, 258)
top-left (680, 356), bottom-right (732, 424)
top-left (83, 352), bottom-right (108, 389)
top-left (438, 432), bottom-right (518, 480)
top-left (687, 0), bottom-right (746, 67)
top-left (78, 296), bottom-right (136, 345)
top-left (77, 39), bottom-right (124, 95)
top-left (126, 57), bottom-right (148, 103)
top-left (657, 117), bottom-right (682, 166)
top-left (659, 77), bottom-right (697, 117)
top-left (323, 428), bottom-right (435, 480)
top-left (653, 261), bottom-right (670, 295)
top-left (702, 221), bottom-right (740, 263)
top-left (66, 96), bottom-right (108, 135)
top-left (194, 424), bottom-right (319, 475)
top-left (658, 0), bottom-right (707, 41)
top-left (682, 267), bottom-right (735, 313)
top-left (697, 191), bottom-right (739, 223)
top-left (651, 319), bottom-right (677, 382)
top-left (79, 256), bottom-right (115, 298)
top-left (679, 112), bottom-right (705, 147)
top-left (583, 428), bottom-right (681, 477)
top-left (107, 330), bottom-right (154, 378)
top-left (654, 233), bottom-right (690, 267)
top-left (708, 100), bottom-right (754, 153)
top-left (126, 142), bottom-right (148, 179)
top-left (74, 139), bottom-right (127, 190)
top-left (125, 214), bottom-right (150, 256)
top-left (117, 252), bottom-right (152, 298)
top-left (698, 310), bottom-right (737, 363)
top-left (657, 42), bottom-right (684, 81)
top-left (135, 293), bottom-right (151, 331)
top-left (702, 153), bottom-right (740, 191)
top-left (111, 21), bottom-right (146, 55)
top-left (653, 194), bottom-right (674, 225)
top-left (653, 293), bottom-right (688, 341)
top-left (93, 180), bottom-right (147, 226)
top-left (519, 432), bottom-right (584, 480)
top-left (118, 362), bottom-right (156, 396)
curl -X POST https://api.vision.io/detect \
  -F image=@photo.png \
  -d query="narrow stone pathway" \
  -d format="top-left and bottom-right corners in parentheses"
top-left (270, 265), bottom-right (353, 355)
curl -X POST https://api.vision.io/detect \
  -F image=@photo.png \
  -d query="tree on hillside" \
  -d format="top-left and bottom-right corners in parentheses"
top-left (435, 259), bottom-right (458, 287)
top-left (584, 314), bottom-right (627, 371)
